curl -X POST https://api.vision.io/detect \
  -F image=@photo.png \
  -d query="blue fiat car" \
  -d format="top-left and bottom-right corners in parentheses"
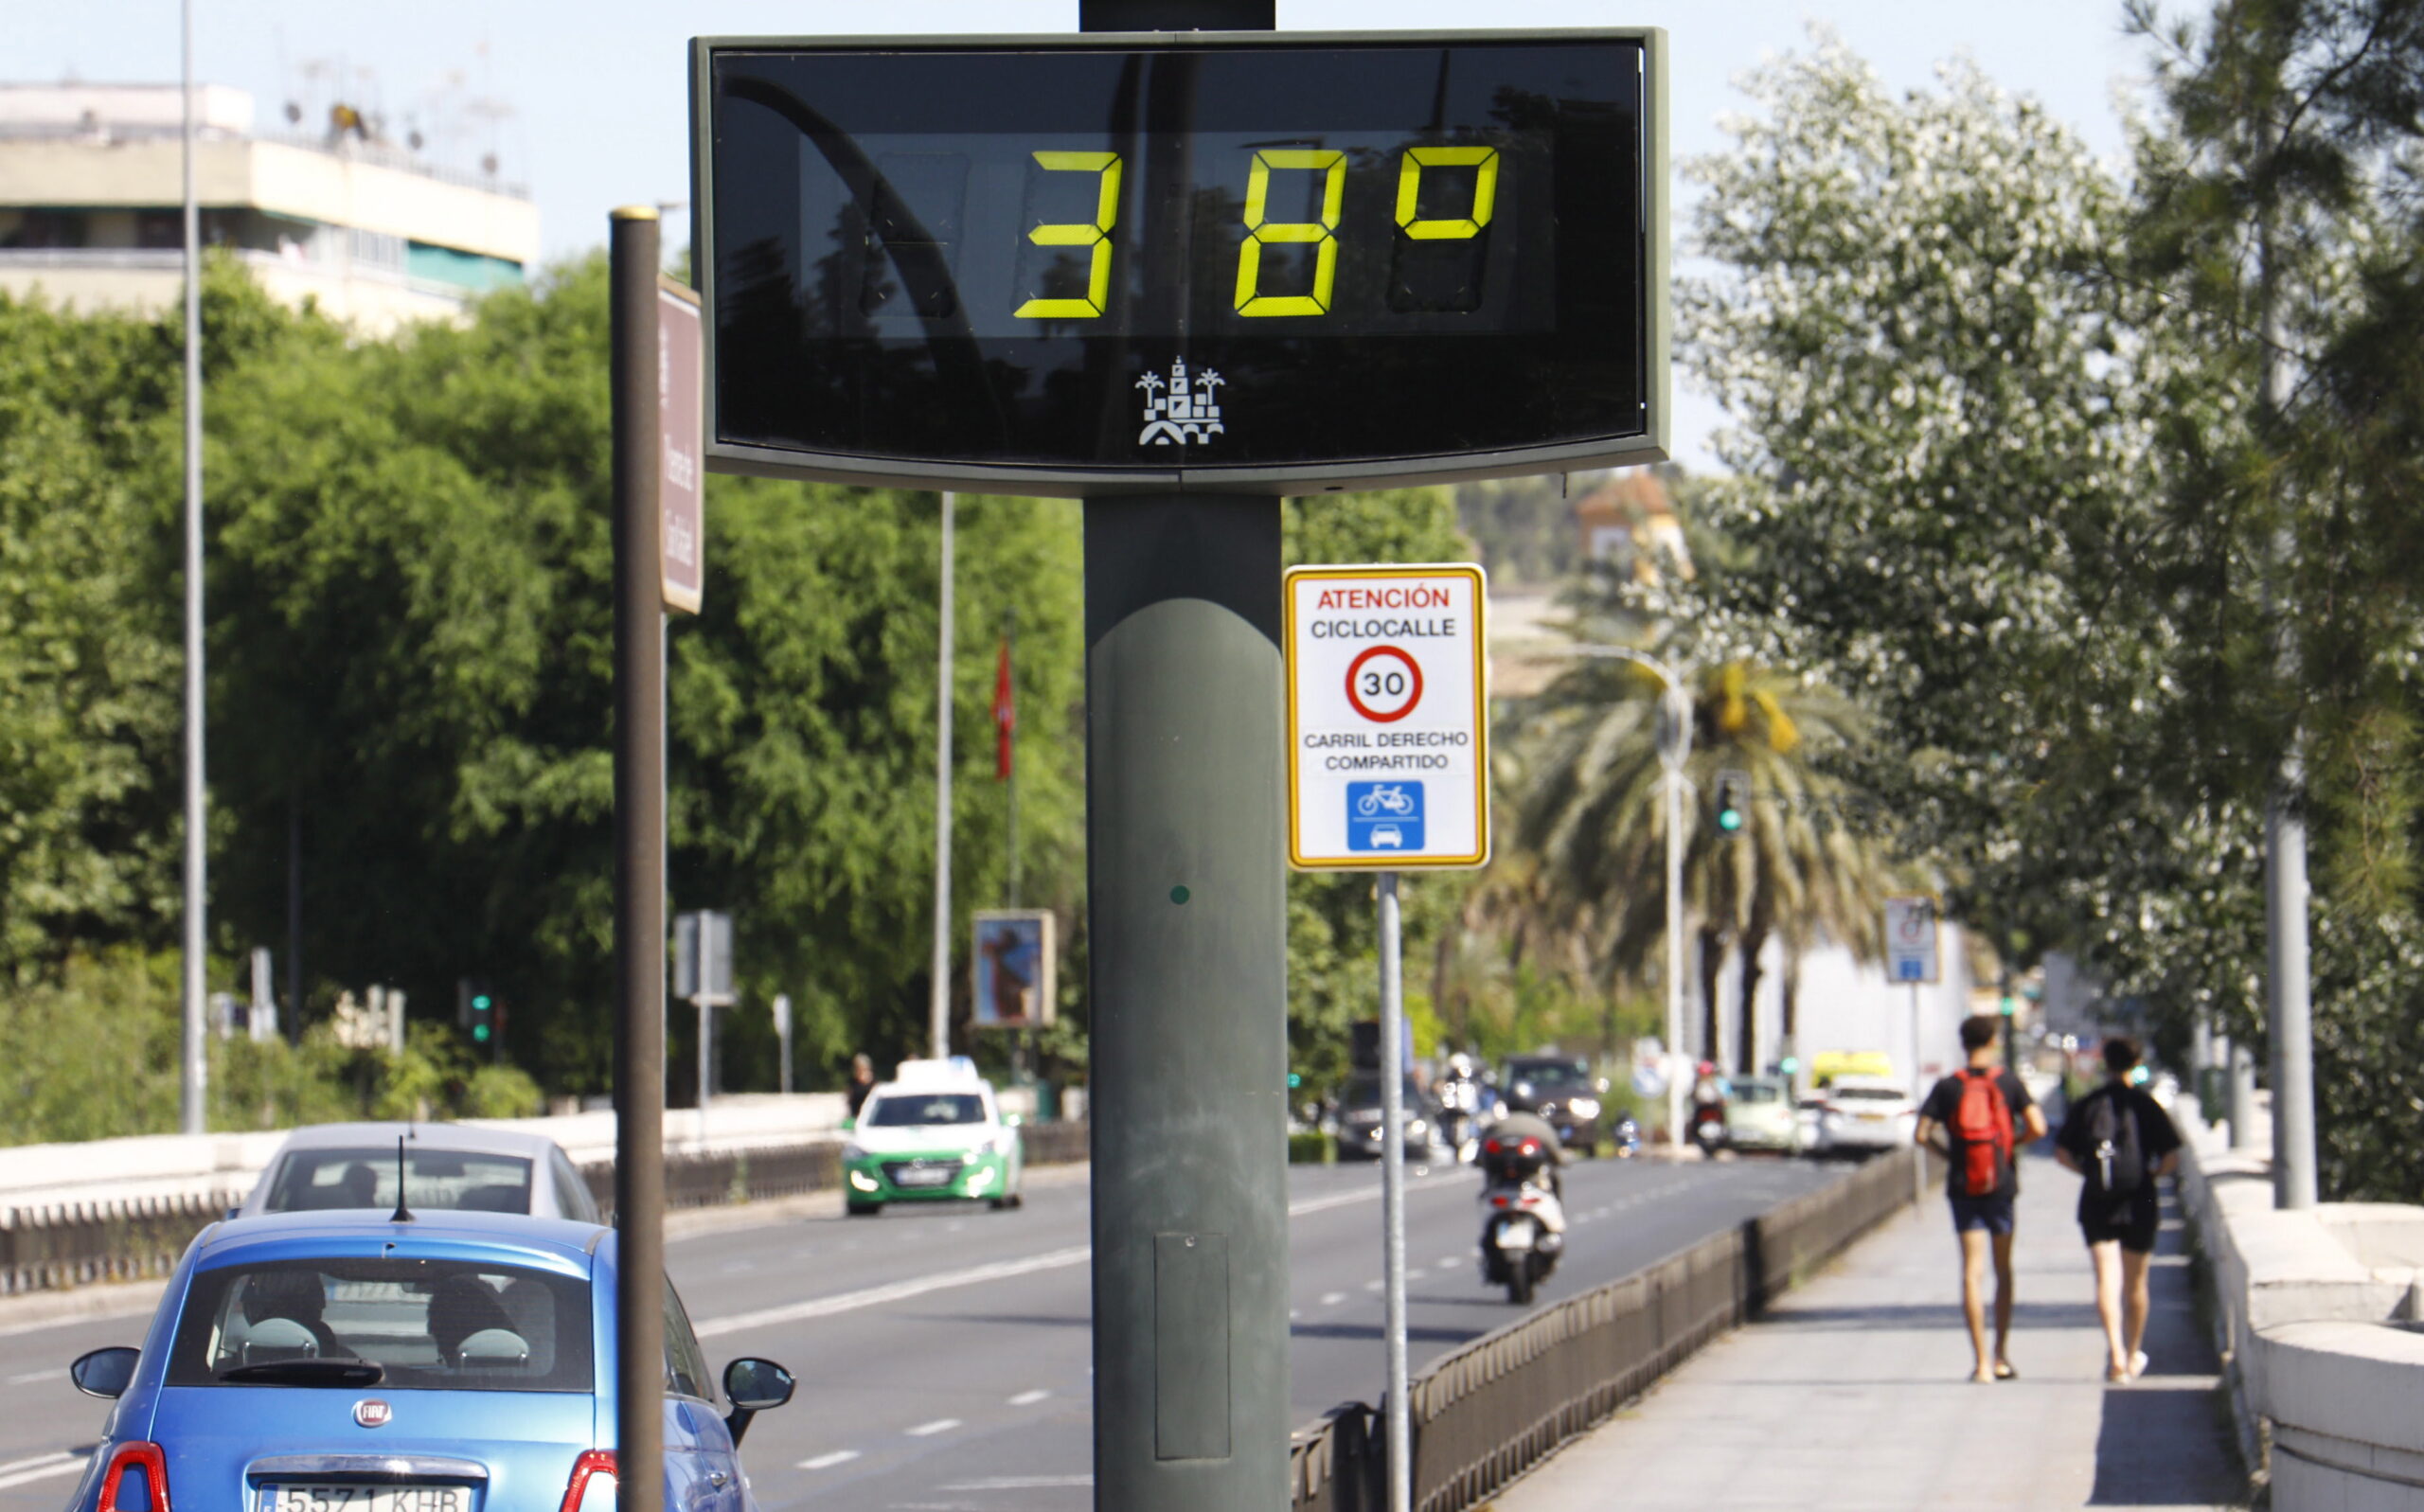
top-left (60, 1209), bottom-right (794, 1512)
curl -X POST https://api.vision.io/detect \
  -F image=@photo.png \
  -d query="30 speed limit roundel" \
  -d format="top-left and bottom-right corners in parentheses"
top-left (1344, 645), bottom-right (1424, 723)
top-left (1284, 564), bottom-right (1489, 870)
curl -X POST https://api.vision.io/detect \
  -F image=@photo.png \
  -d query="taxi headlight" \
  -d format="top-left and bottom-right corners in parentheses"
top-left (966, 1164), bottom-right (996, 1194)
top-left (1568, 1097), bottom-right (1601, 1120)
top-left (847, 1169), bottom-right (880, 1193)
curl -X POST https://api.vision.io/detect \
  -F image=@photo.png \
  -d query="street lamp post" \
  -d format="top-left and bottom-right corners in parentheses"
top-left (1566, 646), bottom-right (1691, 1155)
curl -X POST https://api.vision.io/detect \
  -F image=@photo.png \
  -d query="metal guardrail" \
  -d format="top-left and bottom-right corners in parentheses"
top-left (3, 1123), bottom-right (1092, 1295)
top-left (1290, 1148), bottom-right (1929, 1512)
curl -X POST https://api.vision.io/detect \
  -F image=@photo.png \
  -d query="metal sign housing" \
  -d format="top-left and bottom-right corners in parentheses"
top-left (689, 29), bottom-right (1668, 496)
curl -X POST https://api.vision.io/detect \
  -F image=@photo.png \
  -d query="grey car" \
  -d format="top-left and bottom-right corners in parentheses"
top-left (238, 1121), bottom-right (601, 1222)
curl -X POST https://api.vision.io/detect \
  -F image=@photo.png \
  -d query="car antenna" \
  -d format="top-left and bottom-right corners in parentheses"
top-left (388, 1134), bottom-right (415, 1223)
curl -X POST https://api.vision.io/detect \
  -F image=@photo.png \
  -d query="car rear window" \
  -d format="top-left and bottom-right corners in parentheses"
top-left (168, 1256), bottom-right (592, 1392)
top-left (1734, 1082), bottom-right (1784, 1104)
top-left (865, 1094), bottom-right (987, 1127)
top-left (265, 1149), bottom-right (535, 1215)
top-left (1507, 1060), bottom-right (1589, 1090)
top-left (1832, 1086), bottom-right (1907, 1102)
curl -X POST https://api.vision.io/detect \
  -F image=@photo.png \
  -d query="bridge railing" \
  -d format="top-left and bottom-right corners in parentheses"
top-left (1290, 1148), bottom-right (1927, 1512)
top-left (2, 1124), bottom-right (1092, 1295)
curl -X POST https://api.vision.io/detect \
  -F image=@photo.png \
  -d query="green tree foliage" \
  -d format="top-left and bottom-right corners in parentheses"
top-left (1674, 26), bottom-right (2424, 1198)
top-left (2123, 0), bottom-right (2424, 1199)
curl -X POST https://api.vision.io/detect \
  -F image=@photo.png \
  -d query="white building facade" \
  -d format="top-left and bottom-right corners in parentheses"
top-left (0, 84), bottom-right (538, 332)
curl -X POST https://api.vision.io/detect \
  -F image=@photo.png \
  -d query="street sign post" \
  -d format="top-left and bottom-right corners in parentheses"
top-left (675, 910), bottom-right (736, 1111)
top-left (658, 279), bottom-right (704, 614)
top-left (1284, 561), bottom-right (1488, 1512)
top-left (1284, 564), bottom-right (1490, 870)
top-left (1885, 895), bottom-right (1941, 1205)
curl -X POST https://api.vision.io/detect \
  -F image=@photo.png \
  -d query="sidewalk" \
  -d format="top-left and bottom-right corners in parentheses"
top-left (1490, 1154), bottom-right (2246, 1511)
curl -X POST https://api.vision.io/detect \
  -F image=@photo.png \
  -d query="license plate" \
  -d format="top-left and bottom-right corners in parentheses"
top-left (1858, 1112), bottom-right (1890, 1122)
top-left (259, 1485), bottom-right (472, 1512)
top-left (1496, 1220), bottom-right (1536, 1251)
top-left (896, 1167), bottom-right (953, 1187)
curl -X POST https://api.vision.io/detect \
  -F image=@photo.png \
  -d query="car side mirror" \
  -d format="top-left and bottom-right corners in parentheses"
top-left (839, 1117), bottom-right (855, 1132)
top-left (71, 1346), bottom-right (140, 1399)
top-left (1004, 1113), bottom-right (1023, 1128)
top-left (722, 1357), bottom-right (795, 1447)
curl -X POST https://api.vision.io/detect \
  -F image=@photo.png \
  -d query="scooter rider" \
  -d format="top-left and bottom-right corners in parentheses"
top-left (1480, 1109), bottom-right (1567, 1209)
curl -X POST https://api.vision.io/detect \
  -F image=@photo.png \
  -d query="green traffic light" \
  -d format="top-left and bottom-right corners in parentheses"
top-left (1287, 1072), bottom-right (1302, 1089)
top-left (472, 994), bottom-right (493, 1012)
top-left (1718, 809), bottom-right (1744, 832)
top-left (472, 1023), bottom-right (491, 1042)
top-left (1999, 996), bottom-right (2017, 1016)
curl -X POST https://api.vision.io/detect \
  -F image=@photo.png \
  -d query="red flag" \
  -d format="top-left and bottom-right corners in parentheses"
top-left (992, 637), bottom-right (1015, 780)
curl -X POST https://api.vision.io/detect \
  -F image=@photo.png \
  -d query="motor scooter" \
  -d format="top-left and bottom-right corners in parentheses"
top-left (1689, 1100), bottom-right (1728, 1156)
top-left (1609, 1112), bottom-right (1644, 1158)
top-left (1478, 1176), bottom-right (1565, 1304)
top-left (1476, 1130), bottom-right (1565, 1305)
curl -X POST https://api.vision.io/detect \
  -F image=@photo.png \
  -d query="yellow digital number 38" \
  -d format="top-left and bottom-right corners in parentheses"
top-left (1235, 149), bottom-right (1346, 317)
top-left (1014, 151), bottom-right (1123, 319)
top-left (1395, 146), bottom-right (1500, 240)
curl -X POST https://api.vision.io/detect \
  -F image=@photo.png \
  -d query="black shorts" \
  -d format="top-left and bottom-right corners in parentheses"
top-left (2079, 1205), bottom-right (2159, 1253)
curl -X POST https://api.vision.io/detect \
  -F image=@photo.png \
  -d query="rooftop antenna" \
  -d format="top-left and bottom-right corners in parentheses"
top-left (388, 1134), bottom-right (414, 1223)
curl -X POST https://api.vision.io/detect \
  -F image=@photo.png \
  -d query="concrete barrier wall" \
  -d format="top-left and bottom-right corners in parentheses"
top-left (2177, 1102), bottom-right (2424, 1510)
top-left (0, 1093), bottom-right (850, 1211)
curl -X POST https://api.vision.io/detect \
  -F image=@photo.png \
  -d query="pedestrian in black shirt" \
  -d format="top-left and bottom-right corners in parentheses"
top-left (846, 1053), bottom-right (878, 1118)
top-left (2055, 1037), bottom-right (2182, 1381)
top-left (1915, 1015), bottom-right (2048, 1382)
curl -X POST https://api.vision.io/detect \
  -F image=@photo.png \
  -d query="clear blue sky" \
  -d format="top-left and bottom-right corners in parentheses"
top-left (3, 1), bottom-right (2156, 468)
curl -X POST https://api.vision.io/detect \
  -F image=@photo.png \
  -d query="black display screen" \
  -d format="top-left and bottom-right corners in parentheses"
top-left (698, 34), bottom-right (1657, 489)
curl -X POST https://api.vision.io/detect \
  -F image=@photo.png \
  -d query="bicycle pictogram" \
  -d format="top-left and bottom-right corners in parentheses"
top-left (1355, 784), bottom-right (1417, 818)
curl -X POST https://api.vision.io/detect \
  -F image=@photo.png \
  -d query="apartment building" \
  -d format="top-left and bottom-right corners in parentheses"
top-left (0, 82), bottom-right (539, 332)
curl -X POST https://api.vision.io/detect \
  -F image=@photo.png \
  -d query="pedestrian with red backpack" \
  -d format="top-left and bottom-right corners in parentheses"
top-left (2055, 1037), bottom-right (2183, 1381)
top-left (1914, 1015), bottom-right (2048, 1382)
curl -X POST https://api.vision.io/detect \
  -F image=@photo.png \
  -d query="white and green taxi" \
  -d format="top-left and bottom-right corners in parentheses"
top-left (841, 1058), bottom-right (1025, 1215)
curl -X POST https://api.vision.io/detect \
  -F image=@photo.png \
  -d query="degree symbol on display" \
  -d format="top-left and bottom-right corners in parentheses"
top-left (1345, 645), bottom-right (1424, 723)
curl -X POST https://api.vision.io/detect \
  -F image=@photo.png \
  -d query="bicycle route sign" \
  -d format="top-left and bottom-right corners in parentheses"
top-left (1284, 563), bottom-right (1489, 870)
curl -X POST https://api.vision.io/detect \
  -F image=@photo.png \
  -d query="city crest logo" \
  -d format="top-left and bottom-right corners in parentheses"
top-left (1136, 358), bottom-right (1225, 446)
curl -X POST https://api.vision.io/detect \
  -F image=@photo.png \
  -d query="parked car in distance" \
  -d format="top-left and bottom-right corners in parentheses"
top-left (1722, 1076), bottom-right (1803, 1153)
top-left (841, 1058), bottom-right (1025, 1215)
top-left (1499, 1055), bottom-right (1606, 1155)
top-left (1809, 1076), bottom-right (1918, 1157)
top-left (240, 1123), bottom-right (600, 1223)
top-left (1333, 1073), bottom-right (1442, 1163)
top-left (62, 1208), bottom-right (794, 1512)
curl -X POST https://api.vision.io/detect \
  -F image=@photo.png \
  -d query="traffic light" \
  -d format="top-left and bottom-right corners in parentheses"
top-left (1287, 1072), bottom-right (1303, 1090)
top-left (1779, 1055), bottom-right (1799, 1075)
top-left (457, 977), bottom-right (496, 1045)
top-left (1715, 771), bottom-right (1748, 836)
top-left (1999, 995), bottom-right (2018, 1018)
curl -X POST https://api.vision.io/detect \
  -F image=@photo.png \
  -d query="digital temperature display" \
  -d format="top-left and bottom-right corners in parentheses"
top-left (693, 31), bottom-right (1666, 493)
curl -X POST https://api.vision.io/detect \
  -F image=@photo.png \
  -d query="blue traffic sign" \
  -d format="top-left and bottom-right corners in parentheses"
top-left (1346, 781), bottom-right (1425, 852)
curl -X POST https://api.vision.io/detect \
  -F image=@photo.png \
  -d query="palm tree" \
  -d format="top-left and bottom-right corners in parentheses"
top-left (1510, 653), bottom-right (1900, 1074)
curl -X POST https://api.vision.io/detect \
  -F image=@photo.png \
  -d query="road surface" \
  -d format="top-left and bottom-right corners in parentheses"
top-left (0, 1154), bottom-right (1838, 1512)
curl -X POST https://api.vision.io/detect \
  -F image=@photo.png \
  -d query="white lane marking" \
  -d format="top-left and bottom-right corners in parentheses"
top-left (796, 1450), bottom-right (861, 1470)
top-left (699, 1173), bottom-right (1452, 1337)
top-left (1404, 1267), bottom-right (1428, 1279)
top-left (1319, 1291), bottom-right (1346, 1307)
top-left (1007, 1389), bottom-right (1050, 1406)
top-left (938, 1476), bottom-right (1093, 1490)
top-left (0, 1452), bottom-right (81, 1491)
top-left (1364, 1279), bottom-right (1383, 1292)
top-left (904, 1418), bottom-right (962, 1437)
top-left (1437, 1254), bottom-right (1459, 1268)
top-left (5, 1369), bottom-right (66, 1386)
top-left (1289, 1309), bottom-right (1301, 1321)
top-left (698, 1245), bottom-right (1091, 1337)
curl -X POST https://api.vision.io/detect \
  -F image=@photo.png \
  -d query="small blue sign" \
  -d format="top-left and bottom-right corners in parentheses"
top-left (1347, 781), bottom-right (1425, 852)
top-left (1895, 958), bottom-right (1925, 983)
